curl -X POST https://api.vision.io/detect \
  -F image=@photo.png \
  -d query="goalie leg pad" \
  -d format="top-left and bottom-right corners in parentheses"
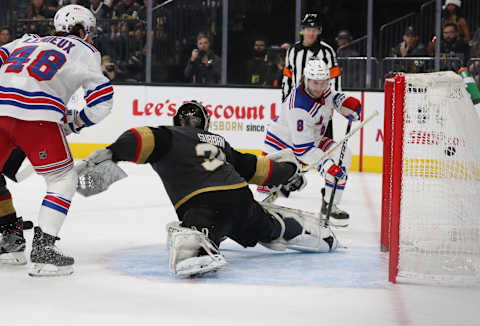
top-left (260, 204), bottom-right (338, 253)
top-left (166, 221), bottom-right (226, 277)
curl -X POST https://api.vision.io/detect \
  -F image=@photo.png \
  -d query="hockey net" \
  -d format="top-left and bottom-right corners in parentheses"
top-left (382, 72), bottom-right (480, 284)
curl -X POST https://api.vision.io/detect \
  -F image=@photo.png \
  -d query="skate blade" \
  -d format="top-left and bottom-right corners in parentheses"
top-left (28, 263), bottom-right (73, 277)
top-left (0, 252), bottom-right (27, 265)
top-left (328, 218), bottom-right (349, 228)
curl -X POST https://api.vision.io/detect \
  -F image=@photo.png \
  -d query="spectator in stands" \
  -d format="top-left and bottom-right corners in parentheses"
top-left (428, 23), bottom-right (470, 66)
top-left (335, 30), bottom-right (363, 87)
top-left (468, 28), bottom-right (480, 85)
top-left (470, 28), bottom-right (480, 58)
top-left (12, 0), bottom-right (30, 19)
top-left (27, 0), bottom-right (55, 19)
top-left (0, 27), bottom-right (12, 46)
top-left (184, 33), bottom-right (221, 84)
top-left (124, 26), bottom-right (146, 81)
top-left (270, 46), bottom-right (287, 88)
top-left (442, 0), bottom-right (470, 41)
top-left (44, 0), bottom-right (60, 7)
top-left (390, 27), bottom-right (428, 73)
top-left (90, 0), bottom-right (112, 36)
top-left (335, 30), bottom-right (359, 57)
top-left (90, 0), bottom-right (112, 20)
top-left (392, 26), bottom-right (428, 57)
top-left (113, 0), bottom-right (140, 19)
top-left (152, 20), bottom-right (168, 61)
top-left (26, 0), bottom-right (56, 35)
top-left (96, 23), bottom-right (125, 61)
top-left (244, 37), bottom-right (274, 86)
top-left (101, 55), bottom-right (119, 81)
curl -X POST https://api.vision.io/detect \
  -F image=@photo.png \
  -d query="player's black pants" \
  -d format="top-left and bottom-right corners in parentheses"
top-left (2, 147), bottom-right (26, 182)
top-left (176, 186), bottom-right (281, 247)
top-left (0, 175), bottom-right (17, 226)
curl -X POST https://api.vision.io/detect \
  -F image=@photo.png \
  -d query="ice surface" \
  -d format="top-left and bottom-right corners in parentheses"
top-left (2, 164), bottom-right (478, 326)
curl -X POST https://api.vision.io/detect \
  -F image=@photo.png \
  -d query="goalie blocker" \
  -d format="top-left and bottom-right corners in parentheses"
top-left (82, 101), bottom-right (338, 277)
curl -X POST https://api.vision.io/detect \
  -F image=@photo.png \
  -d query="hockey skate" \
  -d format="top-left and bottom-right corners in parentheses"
top-left (321, 199), bottom-right (350, 227)
top-left (321, 188), bottom-right (350, 227)
top-left (29, 227), bottom-right (74, 277)
top-left (0, 217), bottom-right (27, 265)
top-left (261, 203), bottom-right (338, 253)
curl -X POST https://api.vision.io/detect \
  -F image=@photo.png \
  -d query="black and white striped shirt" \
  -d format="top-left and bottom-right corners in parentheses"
top-left (282, 38), bottom-right (341, 102)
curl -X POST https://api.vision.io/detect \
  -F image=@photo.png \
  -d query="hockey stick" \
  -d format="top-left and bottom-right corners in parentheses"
top-left (324, 118), bottom-right (352, 226)
top-left (262, 110), bottom-right (379, 204)
top-left (302, 110), bottom-right (379, 173)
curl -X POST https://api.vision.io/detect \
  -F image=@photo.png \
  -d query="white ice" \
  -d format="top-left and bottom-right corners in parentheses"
top-left (2, 164), bottom-right (479, 326)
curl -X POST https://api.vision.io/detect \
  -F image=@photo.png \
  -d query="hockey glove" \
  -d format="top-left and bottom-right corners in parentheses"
top-left (285, 173), bottom-right (306, 192)
top-left (341, 97), bottom-right (362, 121)
top-left (63, 109), bottom-right (86, 135)
top-left (327, 163), bottom-right (346, 181)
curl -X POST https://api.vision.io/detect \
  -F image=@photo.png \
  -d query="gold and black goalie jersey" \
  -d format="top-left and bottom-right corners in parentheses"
top-left (107, 126), bottom-right (294, 210)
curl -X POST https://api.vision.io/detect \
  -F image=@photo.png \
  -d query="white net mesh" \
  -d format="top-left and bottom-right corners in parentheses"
top-left (398, 72), bottom-right (480, 282)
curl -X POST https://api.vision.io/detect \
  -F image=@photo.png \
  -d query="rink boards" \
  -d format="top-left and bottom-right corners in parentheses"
top-left (67, 86), bottom-right (385, 173)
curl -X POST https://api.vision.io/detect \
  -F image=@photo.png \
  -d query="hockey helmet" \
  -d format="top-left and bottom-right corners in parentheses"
top-left (304, 58), bottom-right (330, 81)
top-left (54, 5), bottom-right (96, 39)
top-left (301, 13), bottom-right (322, 33)
top-left (303, 58), bottom-right (330, 97)
top-left (174, 101), bottom-right (210, 131)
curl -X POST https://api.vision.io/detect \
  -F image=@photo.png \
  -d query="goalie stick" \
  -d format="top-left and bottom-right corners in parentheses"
top-left (262, 110), bottom-right (379, 204)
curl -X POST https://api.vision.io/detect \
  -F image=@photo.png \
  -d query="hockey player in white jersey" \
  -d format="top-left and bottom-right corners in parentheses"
top-left (0, 4), bottom-right (113, 276)
top-left (262, 58), bottom-right (361, 227)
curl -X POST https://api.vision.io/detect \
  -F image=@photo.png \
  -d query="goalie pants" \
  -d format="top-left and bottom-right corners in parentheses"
top-left (0, 116), bottom-right (76, 236)
top-left (176, 186), bottom-right (281, 247)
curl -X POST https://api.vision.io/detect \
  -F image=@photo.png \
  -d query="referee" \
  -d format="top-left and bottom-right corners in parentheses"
top-left (282, 13), bottom-right (341, 139)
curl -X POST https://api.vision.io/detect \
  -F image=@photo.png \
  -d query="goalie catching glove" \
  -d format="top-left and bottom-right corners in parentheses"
top-left (75, 148), bottom-right (127, 197)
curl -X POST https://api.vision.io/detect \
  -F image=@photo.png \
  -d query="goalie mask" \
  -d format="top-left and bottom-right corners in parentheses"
top-left (173, 101), bottom-right (210, 131)
top-left (303, 58), bottom-right (330, 99)
top-left (54, 5), bottom-right (96, 41)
